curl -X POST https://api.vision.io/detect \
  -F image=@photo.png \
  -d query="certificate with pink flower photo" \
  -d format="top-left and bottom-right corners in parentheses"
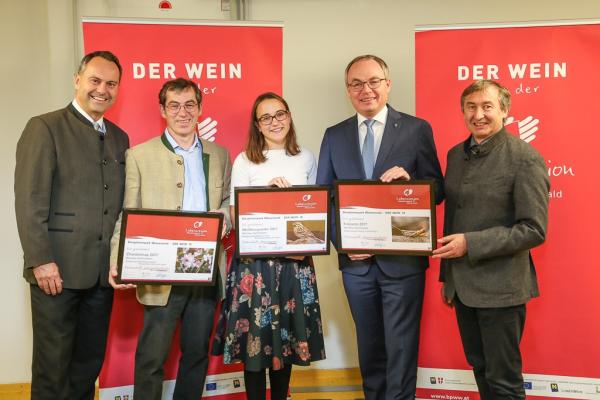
top-left (117, 209), bottom-right (224, 285)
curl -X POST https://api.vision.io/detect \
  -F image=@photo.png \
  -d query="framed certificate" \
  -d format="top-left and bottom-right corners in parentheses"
top-left (235, 186), bottom-right (330, 257)
top-left (334, 180), bottom-right (436, 255)
top-left (117, 209), bottom-right (223, 285)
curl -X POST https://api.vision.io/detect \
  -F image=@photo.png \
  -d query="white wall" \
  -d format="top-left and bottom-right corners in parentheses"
top-left (2, 0), bottom-right (600, 384)
top-left (1, 0), bottom-right (75, 383)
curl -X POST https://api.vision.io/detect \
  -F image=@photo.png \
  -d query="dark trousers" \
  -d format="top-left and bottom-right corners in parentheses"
top-left (342, 262), bottom-right (425, 400)
top-left (134, 285), bottom-right (217, 400)
top-left (244, 364), bottom-right (292, 400)
top-left (454, 296), bottom-right (527, 400)
top-left (30, 283), bottom-right (113, 400)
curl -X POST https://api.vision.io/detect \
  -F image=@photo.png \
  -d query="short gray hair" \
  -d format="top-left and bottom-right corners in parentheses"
top-left (461, 79), bottom-right (511, 112)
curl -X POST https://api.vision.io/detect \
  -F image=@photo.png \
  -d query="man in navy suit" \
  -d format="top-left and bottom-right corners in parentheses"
top-left (316, 55), bottom-right (444, 400)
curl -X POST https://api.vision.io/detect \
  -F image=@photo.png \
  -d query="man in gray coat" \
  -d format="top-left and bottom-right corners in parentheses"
top-left (433, 79), bottom-right (549, 400)
top-left (15, 51), bottom-right (129, 400)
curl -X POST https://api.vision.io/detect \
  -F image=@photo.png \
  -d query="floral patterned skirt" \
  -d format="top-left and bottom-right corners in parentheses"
top-left (213, 257), bottom-right (325, 371)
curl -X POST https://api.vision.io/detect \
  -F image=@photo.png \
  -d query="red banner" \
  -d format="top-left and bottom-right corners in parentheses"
top-left (125, 213), bottom-right (220, 241)
top-left (237, 189), bottom-right (329, 215)
top-left (337, 183), bottom-right (431, 209)
top-left (82, 19), bottom-right (282, 399)
top-left (416, 22), bottom-right (600, 399)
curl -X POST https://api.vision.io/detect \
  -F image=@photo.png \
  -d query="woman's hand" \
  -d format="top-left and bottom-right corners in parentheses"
top-left (268, 176), bottom-right (292, 188)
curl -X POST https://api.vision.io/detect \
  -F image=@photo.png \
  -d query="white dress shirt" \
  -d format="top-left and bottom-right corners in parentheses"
top-left (356, 105), bottom-right (388, 161)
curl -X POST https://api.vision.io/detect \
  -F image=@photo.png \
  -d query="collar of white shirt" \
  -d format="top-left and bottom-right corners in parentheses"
top-left (71, 99), bottom-right (105, 131)
top-left (356, 105), bottom-right (388, 128)
top-left (356, 106), bottom-right (389, 156)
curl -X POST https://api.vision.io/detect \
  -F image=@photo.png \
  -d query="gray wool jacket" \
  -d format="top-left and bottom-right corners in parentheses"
top-left (440, 128), bottom-right (550, 308)
top-left (15, 104), bottom-right (129, 288)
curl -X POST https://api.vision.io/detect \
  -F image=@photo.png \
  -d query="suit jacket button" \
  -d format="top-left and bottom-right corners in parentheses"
top-left (104, 209), bottom-right (108, 215)
top-left (177, 160), bottom-right (183, 165)
top-left (176, 182), bottom-right (183, 188)
top-left (98, 235), bottom-right (103, 241)
top-left (104, 184), bottom-right (109, 190)
top-left (177, 206), bottom-right (181, 211)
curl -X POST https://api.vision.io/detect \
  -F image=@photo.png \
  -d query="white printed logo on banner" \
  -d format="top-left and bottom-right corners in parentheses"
top-left (198, 117), bottom-right (218, 142)
top-left (505, 115), bottom-right (539, 143)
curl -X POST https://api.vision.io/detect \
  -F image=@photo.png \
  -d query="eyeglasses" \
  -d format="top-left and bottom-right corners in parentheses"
top-left (164, 101), bottom-right (199, 114)
top-left (257, 110), bottom-right (289, 125)
top-left (347, 78), bottom-right (387, 92)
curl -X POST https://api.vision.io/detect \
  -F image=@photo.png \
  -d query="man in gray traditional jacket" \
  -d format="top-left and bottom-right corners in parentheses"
top-left (15, 51), bottom-right (129, 400)
top-left (433, 79), bottom-right (549, 400)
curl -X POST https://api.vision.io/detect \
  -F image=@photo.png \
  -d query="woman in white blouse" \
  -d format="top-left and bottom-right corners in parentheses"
top-left (216, 92), bottom-right (325, 400)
